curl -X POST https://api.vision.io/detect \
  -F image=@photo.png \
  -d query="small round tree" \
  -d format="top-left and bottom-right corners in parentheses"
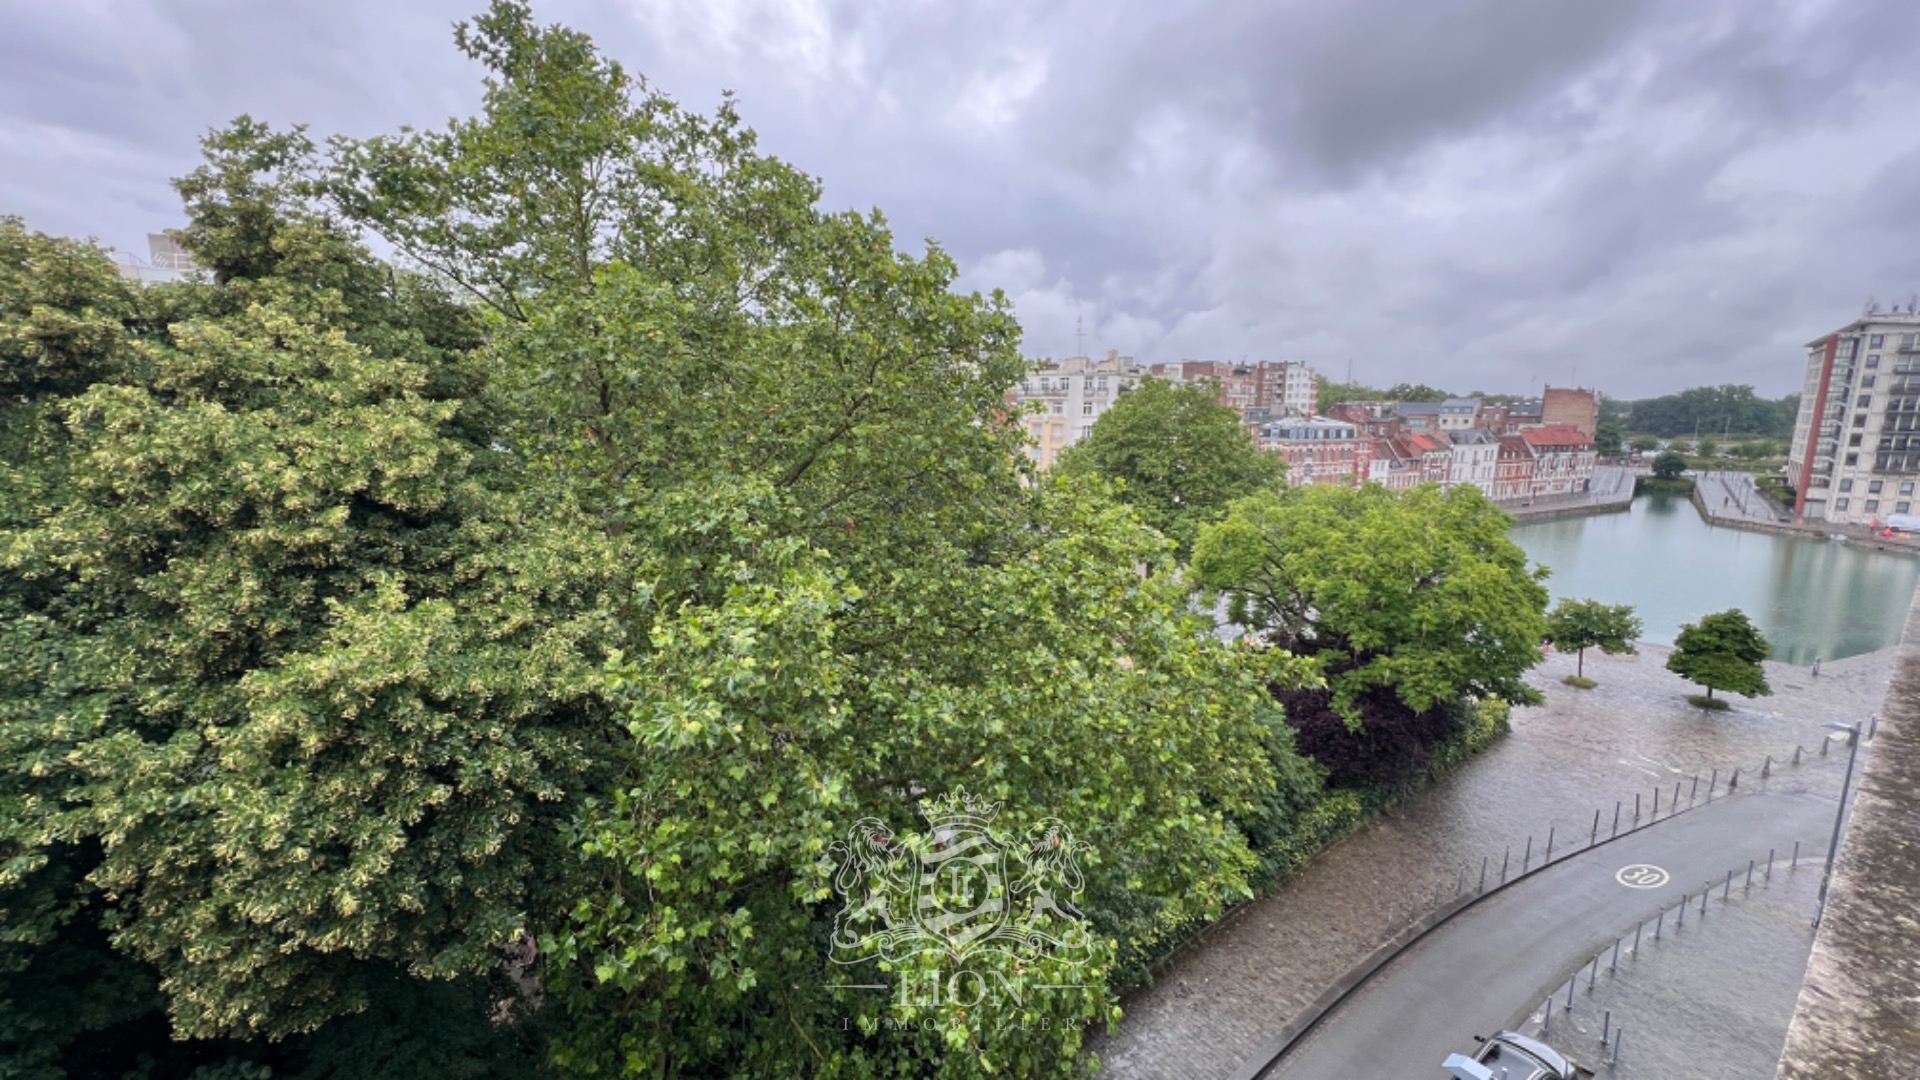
top-left (1545, 598), bottom-right (1642, 687)
top-left (1651, 450), bottom-right (1689, 480)
top-left (1666, 609), bottom-right (1771, 709)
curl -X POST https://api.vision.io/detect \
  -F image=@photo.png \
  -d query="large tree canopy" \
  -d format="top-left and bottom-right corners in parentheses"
top-left (1191, 484), bottom-right (1551, 723)
top-left (1055, 378), bottom-right (1285, 556)
top-left (1, 5), bottom-right (1326, 1077)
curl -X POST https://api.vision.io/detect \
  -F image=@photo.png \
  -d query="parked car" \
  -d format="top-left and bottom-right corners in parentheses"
top-left (1441, 1030), bottom-right (1586, 1079)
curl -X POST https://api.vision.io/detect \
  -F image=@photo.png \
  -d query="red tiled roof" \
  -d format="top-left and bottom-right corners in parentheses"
top-left (1497, 434), bottom-right (1534, 458)
top-left (1520, 424), bottom-right (1593, 449)
top-left (1407, 433), bottom-right (1450, 454)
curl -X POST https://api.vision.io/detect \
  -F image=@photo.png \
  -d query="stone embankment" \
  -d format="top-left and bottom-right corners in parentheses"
top-left (1498, 464), bottom-right (1636, 523)
top-left (1692, 469), bottom-right (1920, 556)
top-left (1775, 581), bottom-right (1920, 1078)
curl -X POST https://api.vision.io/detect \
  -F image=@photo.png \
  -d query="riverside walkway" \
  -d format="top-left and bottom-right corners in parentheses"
top-left (1092, 644), bottom-right (1895, 1079)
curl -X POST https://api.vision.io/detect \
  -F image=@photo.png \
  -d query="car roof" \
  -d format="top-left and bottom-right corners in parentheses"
top-left (1484, 1031), bottom-right (1570, 1076)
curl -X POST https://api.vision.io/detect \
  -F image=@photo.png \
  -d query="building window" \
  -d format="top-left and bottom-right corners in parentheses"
top-left (1847, 453), bottom-right (1859, 465)
top-left (1051, 403), bottom-right (1063, 415)
top-left (1867, 500), bottom-right (1881, 513)
top-left (1900, 502), bottom-right (1913, 514)
top-left (1855, 415), bottom-right (1869, 427)
top-left (1082, 403), bottom-right (1094, 416)
top-left (1903, 481), bottom-right (1915, 496)
top-left (1851, 434), bottom-right (1864, 447)
top-left (1868, 354), bottom-right (1882, 368)
top-left (1836, 498), bottom-right (1851, 511)
top-left (1870, 480), bottom-right (1885, 493)
top-left (1842, 479), bottom-right (1855, 492)
top-left (1858, 394), bottom-right (1873, 407)
top-left (1865, 375), bottom-right (1878, 388)
top-left (1871, 334), bottom-right (1885, 347)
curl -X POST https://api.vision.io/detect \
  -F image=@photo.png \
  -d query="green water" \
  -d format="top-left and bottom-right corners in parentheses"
top-left (1511, 494), bottom-right (1920, 664)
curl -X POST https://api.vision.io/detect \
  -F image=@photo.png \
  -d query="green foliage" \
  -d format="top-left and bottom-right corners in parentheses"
top-left (1593, 419), bottom-right (1625, 458)
top-left (1628, 435), bottom-right (1660, 453)
top-left (1562, 675), bottom-right (1597, 689)
top-left (1667, 610), bottom-right (1772, 701)
top-left (1624, 385), bottom-right (1798, 439)
top-left (1697, 437), bottom-right (1719, 458)
top-left (1544, 599), bottom-right (1641, 680)
top-left (1383, 382), bottom-right (1452, 403)
top-left (1055, 379), bottom-right (1285, 555)
top-left (1313, 379), bottom-right (1452, 408)
top-left (1, 190), bottom-right (619, 1042)
top-left (1191, 484), bottom-right (1550, 723)
top-left (547, 477), bottom-right (1295, 1076)
top-left (0, 5), bottom-right (1360, 1078)
top-left (1651, 449), bottom-right (1689, 480)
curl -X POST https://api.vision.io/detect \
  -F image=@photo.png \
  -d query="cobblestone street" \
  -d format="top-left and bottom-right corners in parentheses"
top-left (1093, 643), bottom-right (1893, 1079)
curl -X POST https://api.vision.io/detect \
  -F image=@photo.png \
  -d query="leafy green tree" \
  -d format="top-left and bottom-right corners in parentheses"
top-left (1698, 436), bottom-right (1719, 458)
top-left (1316, 377), bottom-right (1386, 408)
top-left (318, 5), bottom-right (1306, 1075)
top-left (1667, 610), bottom-right (1772, 702)
top-left (1594, 419), bottom-right (1625, 458)
top-left (2, 170), bottom-right (620, 1046)
top-left (1544, 599), bottom-right (1641, 680)
top-left (1382, 382), bottom-right (1452, 402)
top-left (1191, 484), bottom-right (1549, 723)
top-left (1056, 378), bottom-right (1284, 555)
top-left (1629, 435), bottom-right (1660, 453)
top-left (1652, 449), bottom-right (1689, 480)
top-left (4, 7), bottom-right (1339, 1078)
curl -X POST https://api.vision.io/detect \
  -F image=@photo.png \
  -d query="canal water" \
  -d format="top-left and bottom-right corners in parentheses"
top-left (1511, 492), bottom-right (1920, 664)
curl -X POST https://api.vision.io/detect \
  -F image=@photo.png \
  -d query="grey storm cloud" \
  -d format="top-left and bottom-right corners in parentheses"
top-left (5, 0), bottom-right (1919, 397)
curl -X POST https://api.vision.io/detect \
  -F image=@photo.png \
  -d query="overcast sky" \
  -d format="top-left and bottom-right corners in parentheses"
top-left (6, 0), bottom-right (1919, 398)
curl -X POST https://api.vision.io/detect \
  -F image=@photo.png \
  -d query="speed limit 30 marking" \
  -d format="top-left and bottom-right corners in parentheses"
top-left (1616, 864), bottom-right (1670, 889)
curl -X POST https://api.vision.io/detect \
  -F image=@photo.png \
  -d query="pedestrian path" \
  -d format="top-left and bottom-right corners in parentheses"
top-left (1694, 470), bottom-right (1787, 527)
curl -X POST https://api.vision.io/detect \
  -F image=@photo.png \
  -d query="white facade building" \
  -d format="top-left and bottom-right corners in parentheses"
top-left (1787, 311), bottom-right (1920, 525)
top-left (1012, 351), bottom-right (1142, 468)
top-left (1446, 428), bottom-right (1499, 496)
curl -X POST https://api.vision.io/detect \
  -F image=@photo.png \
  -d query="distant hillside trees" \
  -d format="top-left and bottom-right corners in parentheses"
top-left (1624, 385), bottom-right (1799, 439)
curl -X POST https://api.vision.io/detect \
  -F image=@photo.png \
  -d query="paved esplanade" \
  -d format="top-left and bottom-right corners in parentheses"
top-left (1255, 784), bottom-right (1839, 1078)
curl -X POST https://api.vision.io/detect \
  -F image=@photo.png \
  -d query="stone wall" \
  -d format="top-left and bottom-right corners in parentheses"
top-left (1775, 582), bottom-right (1920, 1077)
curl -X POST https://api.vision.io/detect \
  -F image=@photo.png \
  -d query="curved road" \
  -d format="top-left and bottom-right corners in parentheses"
top-left (1253, 784), bottom-right (1838, 1078)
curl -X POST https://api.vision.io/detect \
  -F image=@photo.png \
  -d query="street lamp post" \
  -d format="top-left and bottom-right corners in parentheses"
top-left (1814, 720), bottom-right (1864, 929)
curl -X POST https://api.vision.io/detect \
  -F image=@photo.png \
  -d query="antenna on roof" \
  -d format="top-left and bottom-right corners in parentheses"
top-left (1076, 315), bottom-right (1084, 358)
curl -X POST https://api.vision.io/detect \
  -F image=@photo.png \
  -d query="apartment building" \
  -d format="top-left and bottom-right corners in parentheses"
top-left (1446, 428), bottom-right (1500, 497)
top-left (1541, 386), bottom-right (1599, 439)
top-left (1148, 359), bottom-right (1319, 419)
top-left (1520, 425), bottom-right (1597, 496)
top-left (1254, 361), bottom-right (1319, 416)
top-left (1786, 311), bottom-right (1920, 525)
top-left (1493, 436), bottom-right (1537, 501)
top-left (1257, 417), bottom-right (1371, 487)
top-left (1368, 439), bottom-right (1421, 490)
top-left (1013, 351), bottom-right (1142, 468)
top-left (1397, 397), bottom-right (1480, 433)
